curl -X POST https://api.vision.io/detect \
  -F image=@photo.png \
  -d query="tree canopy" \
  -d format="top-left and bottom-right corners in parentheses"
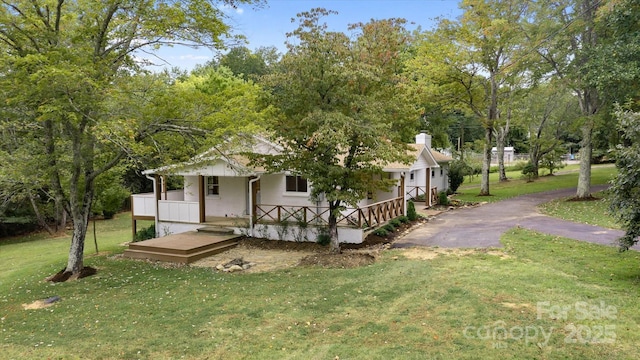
top-left (0, 0), bottom-right (262, 278)
top-left (255, 9), bottom-right (417, 252)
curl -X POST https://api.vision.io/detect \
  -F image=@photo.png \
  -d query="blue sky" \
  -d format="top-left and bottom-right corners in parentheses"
top-left (145, 0), bottom-right (463, 71)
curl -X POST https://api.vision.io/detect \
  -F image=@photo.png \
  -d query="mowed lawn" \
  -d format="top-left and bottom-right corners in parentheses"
top-left (454, 163), bottom-right (616, 203)
top-left (2, 164), bottom-right (640, 359)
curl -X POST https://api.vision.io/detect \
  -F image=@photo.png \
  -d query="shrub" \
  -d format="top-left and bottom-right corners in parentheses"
top-left (438, 191), bottom-right (450, 206)
top-left (373, 228), bottom-right (389, 237)
top-left (507, 160), bottom-right (528, 172)
top-left (521, 162), bottom-right (537, 182)
top-left (541, 149), bottom-right (566, 175)
top-left (95, 184), bottom-right (130, 219)
top-left (383, 224), bottom-right (395, 232)
top-left (390, 218), bottom-right (402, 228)
top-left (448, 160), bottom-right (469, 193)
top-left (407, 201), bottom-right (418, 221)
top-left (398, 215), bottom-right (410, 223)
top-left (134, 224), bottom-right (155, 242)
top-left (316, 232), bottom-right (331, 246)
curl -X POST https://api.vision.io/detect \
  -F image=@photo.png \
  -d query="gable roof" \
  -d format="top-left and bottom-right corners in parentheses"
top-left (143, 135), bottom-right (453, 177)
top-left (431, 149), bottom-right (453, 163)
top-left (142, 135), bottom-right (280, 176)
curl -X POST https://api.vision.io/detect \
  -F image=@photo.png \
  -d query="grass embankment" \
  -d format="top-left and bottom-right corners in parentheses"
top-left (454, 164), bottom-right (617, 203)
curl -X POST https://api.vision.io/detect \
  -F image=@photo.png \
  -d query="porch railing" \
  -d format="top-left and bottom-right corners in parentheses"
top-left (431, 187), bottom-right (439, 205)
top-left (255, 197), bottom-right (404, 229)
top-left (158, 200), bottom-right (200, 223)
top-left (131, 193), bottom-right (156, 217)
top-left (405, 186), bottom-right (427, 201)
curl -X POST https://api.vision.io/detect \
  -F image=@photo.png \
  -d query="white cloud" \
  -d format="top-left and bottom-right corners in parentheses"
top-left (177, 54), bottom-right (211, 61)
top-left (220, 4), bottom-right (244, 15)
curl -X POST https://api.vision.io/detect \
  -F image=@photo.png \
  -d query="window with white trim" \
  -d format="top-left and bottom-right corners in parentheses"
top-left (206, 176), bottom-right (219, 195)
top-left (286, 175), bottom-right (307, 193)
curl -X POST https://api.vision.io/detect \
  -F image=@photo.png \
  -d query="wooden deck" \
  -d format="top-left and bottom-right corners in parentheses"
top-left (123, 227), bottom-right (241, 264)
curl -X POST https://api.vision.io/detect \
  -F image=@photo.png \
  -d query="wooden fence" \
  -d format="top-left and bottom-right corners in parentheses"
top-left (255, 197), bottom-right (404, 229)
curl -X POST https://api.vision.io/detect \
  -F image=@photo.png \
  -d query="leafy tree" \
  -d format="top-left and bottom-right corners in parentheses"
top-left (448, 160), bottom-right (470, 193)
top-left (609, 108), bottom-right (640, 250)
top-left (0, 0), bottom-right (259, 279)
top-left (256, 9), bottom-right (417, 252)
top-left (513, 82), bottom-right (579, 177)
top-left (540, 147), bottom-right (566, 175)
top-left (525, 0), bottom-right (604, 199)
top-left (206, 45), bottom-right (281, 81)
top-left (409, 0), bottom-right (528, 195)
top-left (586, 0), bottom-right (640, 106)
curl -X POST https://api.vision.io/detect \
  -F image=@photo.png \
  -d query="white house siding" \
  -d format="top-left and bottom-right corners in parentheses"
top-left (431, 163), bottom-right (449, 193)
top-left (183, 175), bottom-right (248, 217)
top-left (253, 223), bottom-right (364, 243)
top-left (157, 222), bottom-right (202, 237)
top-left (408, 168), bottom-right (428, 189)
top-left (207, 177), bottom-right (248, 217)
top-left (259, 174), bottom-right (316, 207)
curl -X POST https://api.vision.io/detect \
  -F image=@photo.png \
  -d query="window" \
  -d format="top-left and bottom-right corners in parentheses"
top-left (431, 169), bottom-right (435, 177)
top-left (286, 175), bottom-right (307, 192)
top-left (409, 171), bottom-right (414, 180)
top-left (440, 168), bottom-right (444, 176)
top-left (206, 176), bottom-right (219, 195)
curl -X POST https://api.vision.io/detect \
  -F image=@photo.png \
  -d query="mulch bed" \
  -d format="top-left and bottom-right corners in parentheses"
top-left (241, 219), bottom-right (426, 269)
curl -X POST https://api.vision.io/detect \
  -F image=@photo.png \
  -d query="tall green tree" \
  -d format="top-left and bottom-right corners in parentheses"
top-left (256, 9), bottom-right (416, 252)
top-left (0, 0), bottom-right (259, 279)
top-left (525, 0), bottom-right (604, 199)
top-left (594, 0), bottom-right (640, 250)
top-left (513, 82), bottom-right (580, 176)
top-left (409, 0), bottom-right (528, 195)
top-left (610, 108), bottom-right (640, 250)
top-left (204, 45), bottom-right (281, 81)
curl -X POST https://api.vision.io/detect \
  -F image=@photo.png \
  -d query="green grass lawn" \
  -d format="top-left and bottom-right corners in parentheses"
top-left (454, 164), bottom-right (617, 203)
top-left (539, 190), bottom-right (621, 230)
top-left (2, 210), bottom-right (640, 358)
top-left (2, 228), bottom-right (639, 359)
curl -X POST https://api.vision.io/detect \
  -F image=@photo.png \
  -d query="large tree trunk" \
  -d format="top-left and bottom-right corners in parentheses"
top-left (496, 126), bottom-right (509, 182)
top-left (529, 145), bottom-right (541, 178)
top-left (479, 127), bottom-right (492, 196)
top-left (66, 212), bottom-right (89, 273)
top-left (328, 201), bottom-right (340, 253)
top-left (576, 122), bottom-right (593, 198)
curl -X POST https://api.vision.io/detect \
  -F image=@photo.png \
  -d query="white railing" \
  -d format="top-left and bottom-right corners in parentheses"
top-left (132, 193), bottom-right (156, 217)
top-left (158, 200), bottom-right (200, 223)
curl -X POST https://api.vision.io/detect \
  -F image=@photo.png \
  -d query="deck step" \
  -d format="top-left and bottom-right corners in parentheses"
top-left (128, 236), bottom-right (239, 255)
top-left (123, 242), bottom-right (238, 264)
top-left (197, 226), bottom-right (236, 235)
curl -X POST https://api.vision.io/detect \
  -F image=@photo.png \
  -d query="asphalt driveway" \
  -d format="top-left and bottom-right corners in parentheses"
top-left (393, 185), bottom-right (638, 250)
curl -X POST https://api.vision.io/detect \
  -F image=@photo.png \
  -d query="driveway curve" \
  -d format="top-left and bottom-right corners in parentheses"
top-left (392, 185), bottom-right (637, 250)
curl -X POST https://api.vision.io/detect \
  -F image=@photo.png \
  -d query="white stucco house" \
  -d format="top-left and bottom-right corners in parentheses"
top-left (131, 133), bottom-right (452, 244)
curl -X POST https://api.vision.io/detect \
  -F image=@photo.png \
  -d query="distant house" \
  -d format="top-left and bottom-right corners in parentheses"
top-left (131, 133), bottom-right (452, 244)
top-left (491, 146), bottom-right (515, 164)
